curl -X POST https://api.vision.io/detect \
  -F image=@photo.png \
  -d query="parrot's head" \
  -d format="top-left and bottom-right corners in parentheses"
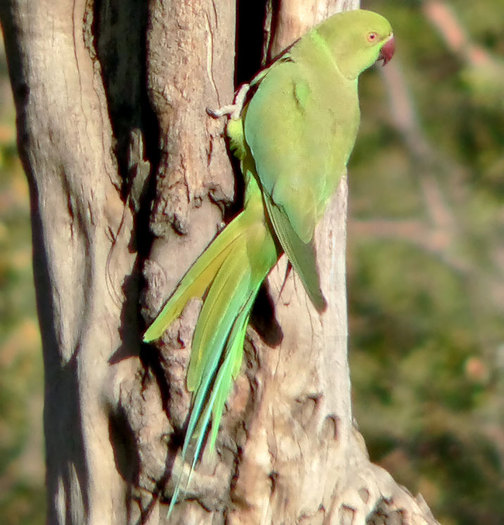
top-left (316, 9), bottom-right (394, 80)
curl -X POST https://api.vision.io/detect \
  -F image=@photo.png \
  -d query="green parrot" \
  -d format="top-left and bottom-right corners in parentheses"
top-left (144, 8), bottom-right (394, 512)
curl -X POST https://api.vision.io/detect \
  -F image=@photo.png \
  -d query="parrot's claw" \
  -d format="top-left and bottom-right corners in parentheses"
top-left (207, 82), bottom-right (250, 121)
top-left (207, 104), bottom-right (238, 118)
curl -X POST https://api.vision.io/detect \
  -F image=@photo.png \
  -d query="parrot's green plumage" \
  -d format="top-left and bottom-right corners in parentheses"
top-left (143, 8), bottom-right (394, 514)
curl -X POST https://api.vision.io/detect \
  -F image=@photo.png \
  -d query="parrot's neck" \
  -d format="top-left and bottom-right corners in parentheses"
top-left (308, 29), bottom-right (342, 77)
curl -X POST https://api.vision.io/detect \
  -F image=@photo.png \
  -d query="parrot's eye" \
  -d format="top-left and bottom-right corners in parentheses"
top-left (367, 32), bottom-right (378, 43)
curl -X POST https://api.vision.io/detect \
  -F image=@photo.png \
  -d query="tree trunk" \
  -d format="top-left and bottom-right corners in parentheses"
top-left (0, 0), bottom-right (439, 523)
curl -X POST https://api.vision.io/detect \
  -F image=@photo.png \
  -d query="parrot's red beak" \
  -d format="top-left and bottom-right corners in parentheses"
top-left (378, 36), bottom-right (395, 66)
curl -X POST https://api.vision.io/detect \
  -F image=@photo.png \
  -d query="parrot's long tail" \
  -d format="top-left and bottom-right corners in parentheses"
top-left (143, 202), bottom-right (278, 516)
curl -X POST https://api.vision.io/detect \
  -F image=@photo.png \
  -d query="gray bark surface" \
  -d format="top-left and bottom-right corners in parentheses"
top-left (0, 0), bottom-right (439, 523)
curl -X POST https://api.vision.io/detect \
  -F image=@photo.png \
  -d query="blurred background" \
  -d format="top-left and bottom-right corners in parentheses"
top-left (351, 1), bottom-right (504, 523)
top-left (1, 1), bottom-right (503, 523)
top-left (0, 37), bottom-right (45, 524)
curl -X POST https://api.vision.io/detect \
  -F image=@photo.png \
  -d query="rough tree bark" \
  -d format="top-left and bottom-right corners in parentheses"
top-left (0, 0), bottom-right (439, 523)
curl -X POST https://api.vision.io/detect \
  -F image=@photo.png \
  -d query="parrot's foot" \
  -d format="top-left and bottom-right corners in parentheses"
top-left (207, 82), bottom-right (250, 120)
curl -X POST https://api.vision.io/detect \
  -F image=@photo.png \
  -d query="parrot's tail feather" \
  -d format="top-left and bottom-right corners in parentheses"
top-left (183, 251), bottom-right (253, 452)
top-left (196, 287), bottom-right (256, 458)
top-left (159, 212), bottom-right (277, 519)
top-left (143, 212), bottom-right (249, 343)
top-left (173, 287), bottom-right (258, 517)
top-left (166, 298), bottom-right (250, 519)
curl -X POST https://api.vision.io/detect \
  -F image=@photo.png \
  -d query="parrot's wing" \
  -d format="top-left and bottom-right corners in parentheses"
top-left (244, 56), bottom-right (350, 311)
top-left (245, 60), bottom-right (332, 243)
top-left (264, 193), bottom-right (327, 311)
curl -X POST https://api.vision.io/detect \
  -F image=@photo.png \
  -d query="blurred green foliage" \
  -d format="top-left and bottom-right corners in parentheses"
top-left (351, 1), bottom-right (504, 523)
top-left (1, 2), bottom-right (504, 523)
top-left (0, 44), bottom-right (45, 525)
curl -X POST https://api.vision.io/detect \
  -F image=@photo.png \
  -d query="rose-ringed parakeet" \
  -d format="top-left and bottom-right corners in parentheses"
top-left (144, 8), bottom-right (394, 513)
